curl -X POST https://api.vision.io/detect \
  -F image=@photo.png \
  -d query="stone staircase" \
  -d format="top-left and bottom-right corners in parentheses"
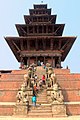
top-left (26, 66), bottom-right (53, 117)
top-left (35, 66), bottom-right (46, 79)
top-left (28, 105), bottom-right (52, 117)
top-left (28, 87), bottom-right (52, 117)
top-left (37, 89), bottom-right (48, 104)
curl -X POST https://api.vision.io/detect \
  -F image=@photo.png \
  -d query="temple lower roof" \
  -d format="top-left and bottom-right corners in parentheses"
top-left (5, 36), bottom-right (76, 62)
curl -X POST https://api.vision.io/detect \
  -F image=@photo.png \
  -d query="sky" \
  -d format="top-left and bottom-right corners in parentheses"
top-left (0, 0), bottom-right (80, 73)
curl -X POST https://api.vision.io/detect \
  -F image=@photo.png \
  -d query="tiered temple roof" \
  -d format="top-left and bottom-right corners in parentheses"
top-left (5, 4), bottom-right (76, 68)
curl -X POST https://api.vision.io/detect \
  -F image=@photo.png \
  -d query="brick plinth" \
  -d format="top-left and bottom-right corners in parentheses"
top-left (0, 91), bottom-right (17, 102)
top-left (0, 105), bottom-right (14, 116)
top-left (66, 104), bottom-right (80, 115)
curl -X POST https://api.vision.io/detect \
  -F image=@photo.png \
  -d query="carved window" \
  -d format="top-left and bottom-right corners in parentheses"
top-left (38, 17), bottom-right (42, 22)
top-left (46, 39), bottom-right (50, 49)
top-left (23, 40), bottom-right (27, 50)
top-left (43, 11), bottom-right (45, 14)
top-left (54, 40), bottom-right (58, 50)
top-left (44, 17), bottom-right (48, 22)
top-left (48, 26), bottom-right (52, 33)
top-left (39, 26), bottom-right (42, 33)
top-left (44, 26), bottom-right (46, 33)
top-left (29, 26), bottom-right (33, 33)
top-left (34, 26), bottom-right (37, 33)
top-left (30, 40), bottom-right (35, 50)
top-left (33, 17), bottom-right (37, 22)
top-left (38, 39), bottom-right (43, 50)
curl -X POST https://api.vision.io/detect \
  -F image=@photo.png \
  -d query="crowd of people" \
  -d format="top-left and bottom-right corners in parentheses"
top-left (31, 74), bottom-right (46, 107)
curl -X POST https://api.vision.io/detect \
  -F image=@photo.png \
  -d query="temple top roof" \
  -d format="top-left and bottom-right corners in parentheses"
top-left (29, 8), bottom-right (51, 15)
top-left (29, 4), bottom-right (51, 16)
top-left (33, 4), bottom-right (47, 9)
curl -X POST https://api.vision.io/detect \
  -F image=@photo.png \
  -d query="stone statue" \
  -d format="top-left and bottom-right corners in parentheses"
top-left (48, 67), bottom-right (53, 78)
top-left (46, 65), bottom-right (56, 87)
top-left (51, 83), bottom-right (67, 116)
top-left (49, 73), bottom-right (56, 87)
top-left (24, 74), bottom-right (31, 88)
top-left (51, 83), bottom-right (64, 104)
top-left (30, 63), bottom-right (37, 77)
top-left (23, 94), bottom-right (29, 106)
top-left (15, 88), bottom-right (29, 115)
top-left (46, 63), bottom-right (51, 77)
top-left (16, 84), bottom-right (29, 104)
top-left (46, 63), bottom-right (51, 67)
top-left (27, 67), bottom-right (33, 78)
top-left (16, 91), bottom-right (22, 103)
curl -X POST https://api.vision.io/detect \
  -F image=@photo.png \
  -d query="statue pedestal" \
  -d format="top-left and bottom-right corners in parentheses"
top-left (14, 103), bottom-right (29, 115)
top-left (52, 102), bottom-right (67, 117)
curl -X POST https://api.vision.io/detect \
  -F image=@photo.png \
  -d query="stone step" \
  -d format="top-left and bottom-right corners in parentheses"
top-left (38, 95), bottom-right (47, 97)
top-left (0, 74), bottom-right (24, 80)
top-left (0, 82), bottom-right (22, 90)
top-left (12, 70), bottom-right (27, 74)
top-left (27, 115), bottom-right (52, 118)
top-left (28, 112), bottom-right (52, 117)
top-left (37, 98), bottom-right (47, 101)
top-left (37, 101), bottom-right (48, 104)
top-left (54, 69), bottom-right (70, 74)
top-left (37, 97), bottom-right (47, 99)
top-left (29, 105), bottom-right (52, 110)
top-left (37, 98), bottom-right (47, 100)
top-left (37, 95), bottom-right (47, 97)
top-left (29, 109), bottom-right (52, 113)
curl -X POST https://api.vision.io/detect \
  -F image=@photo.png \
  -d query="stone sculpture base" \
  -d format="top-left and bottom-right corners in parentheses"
top-left (14, 103), bottom-right (28, 115)
top-left (52, 103), bottom-right (67, 117)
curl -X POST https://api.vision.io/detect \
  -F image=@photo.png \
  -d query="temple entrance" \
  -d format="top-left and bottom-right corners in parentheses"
top-left (37, 56), bottom-right (44, 66)
top-left (30, 57), bottom-right (36, 64)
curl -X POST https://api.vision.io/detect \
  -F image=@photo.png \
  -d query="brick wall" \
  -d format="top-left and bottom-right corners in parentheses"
top-left (0, 105), bottom-right (14, 116)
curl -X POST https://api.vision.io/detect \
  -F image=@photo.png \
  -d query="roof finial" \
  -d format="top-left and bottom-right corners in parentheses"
top-left (41, 1), bottom-right (43, 3)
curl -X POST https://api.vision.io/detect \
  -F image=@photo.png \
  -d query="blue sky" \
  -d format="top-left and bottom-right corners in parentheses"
top-left (0, 0), bottom-right (80, 73)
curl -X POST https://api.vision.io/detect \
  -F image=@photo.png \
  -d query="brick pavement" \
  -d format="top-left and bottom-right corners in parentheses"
top-left (0, 116), bottom-right (80, 120)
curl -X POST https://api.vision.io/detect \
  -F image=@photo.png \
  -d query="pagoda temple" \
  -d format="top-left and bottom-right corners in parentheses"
top-left (1, 4), bottom-right (80, 118)
top-left (5, 4), bottom-right (76, 68)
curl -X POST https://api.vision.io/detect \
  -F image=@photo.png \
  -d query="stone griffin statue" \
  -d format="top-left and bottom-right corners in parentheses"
top-left (50, 73), bottom-right (57, 87)
top-left (51, 83), bottom-right (64, 104)
top-left (48, 67), bottom-right (53, 78)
